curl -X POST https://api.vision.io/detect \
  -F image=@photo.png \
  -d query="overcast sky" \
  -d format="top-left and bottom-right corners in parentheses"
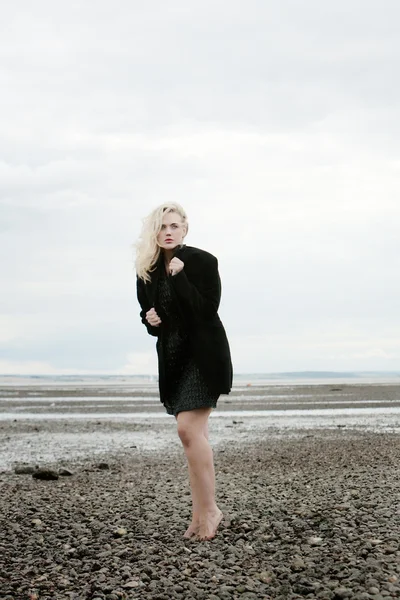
top-left (1, 0), bottom-right (400, 375)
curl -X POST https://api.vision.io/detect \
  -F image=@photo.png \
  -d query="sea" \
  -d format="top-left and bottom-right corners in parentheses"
top-left (1, 371), bottom-right (400, 387)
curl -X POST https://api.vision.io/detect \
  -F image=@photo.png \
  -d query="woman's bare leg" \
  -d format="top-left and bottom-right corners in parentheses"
top-left (177, 408), bottom-right (223, 540)
top-left (181, 416), bottom-right (210, 537)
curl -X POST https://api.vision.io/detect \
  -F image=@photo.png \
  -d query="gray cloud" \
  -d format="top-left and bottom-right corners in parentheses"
top-left (1, 0), bottom-right (400, 373)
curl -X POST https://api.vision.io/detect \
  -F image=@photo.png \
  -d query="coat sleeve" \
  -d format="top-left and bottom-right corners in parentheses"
top-left (136, 276), bottom-right (160, 337)
top-left (170, 254), bottom-right (221, 320)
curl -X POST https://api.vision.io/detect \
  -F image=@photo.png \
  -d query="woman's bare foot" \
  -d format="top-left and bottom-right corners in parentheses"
top-left (183, 521), bottom-right (199, 538)
top-left (197, 509), bottom-right (223, 541)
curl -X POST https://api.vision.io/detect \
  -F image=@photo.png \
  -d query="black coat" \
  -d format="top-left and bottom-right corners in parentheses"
top-left (136, 245), bottom-right (233, 403)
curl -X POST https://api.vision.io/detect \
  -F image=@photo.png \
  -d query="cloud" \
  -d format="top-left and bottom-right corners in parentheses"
top-left (1, 0), bottom-right (400, 373)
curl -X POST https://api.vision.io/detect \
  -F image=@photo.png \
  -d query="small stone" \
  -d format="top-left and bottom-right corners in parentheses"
top-left (369, 588), bottom-right (380, 595)
top-left (258, 571), bottom-right (273, 583)
top-left (32, 468), bottom-right (59, 480)
top-left (291, 556), bottom-right (306, 571)
top-left (308, 536), bottom-right (323, 546)
top-left (115, 528), bottom-right (127, 537)
top-left (31, 519), bottom-right (42, 525)
top-left (333, 588), bottom-right (352, 599)
top-left (59, 468), bottom-right (73, 476)
top-left (388, 575), bottom-right (398, 583)
top-left (97, 462), bottom-right (110, 470)
top-left (123, 580), bottom-right (139, 588)
top-left (14, 464), bottom-right (37, 474)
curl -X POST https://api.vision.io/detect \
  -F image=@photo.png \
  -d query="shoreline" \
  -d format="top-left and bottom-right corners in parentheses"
top-left (2, 383), bottom-right (400, 472)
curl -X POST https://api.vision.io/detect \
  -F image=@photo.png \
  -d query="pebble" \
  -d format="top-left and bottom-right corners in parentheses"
top-left (32, 468), bottom-right (59, 480)
top-left (14, 464), bottom-right (37, 474)
top-left (1, 430), bottom-right (400, 600)
top-left (333, 588), bottom-right (352, 599)
top-left (59, 468), bottom-right (73, 476)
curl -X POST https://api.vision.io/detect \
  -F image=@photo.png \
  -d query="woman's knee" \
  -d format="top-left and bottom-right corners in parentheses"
top-left (177, 421), bottom-right (196, 447)
top-left (177, 408), bottom-right (211, 447)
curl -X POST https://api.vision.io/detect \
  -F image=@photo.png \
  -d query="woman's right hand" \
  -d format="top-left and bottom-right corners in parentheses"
top-left (146, 307), bottom-right (162, 327)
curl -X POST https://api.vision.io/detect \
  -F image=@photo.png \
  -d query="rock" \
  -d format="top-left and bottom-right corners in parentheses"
top-left (114, 528), bottom-right (127, 537)
top-left (32, 469), bottom-right (59, 480)
top-left (123, 580), bottom-right (139, 588)
top-left (333, 588), bottom-right (352, 599)
top-left (307, 536), bottom-right (323, 546)
top-left (59, 468), bottom-right (73, 476)
top-left (291, 556), bottom-right (306, 571)
top-left (31, 519), bottom-right (42, 525)
top-left (97, 463), bottom-right (110, 470)
top-left (14, 464), bottom-right (37, 474)
top-left (258, 571), bottom-right (273, 583)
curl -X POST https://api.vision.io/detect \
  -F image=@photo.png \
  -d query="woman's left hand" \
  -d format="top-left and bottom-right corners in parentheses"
top-left (169, 257), bottom-right (184, 276)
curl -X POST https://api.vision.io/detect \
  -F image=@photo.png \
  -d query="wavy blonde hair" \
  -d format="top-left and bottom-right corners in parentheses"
top-left (135, 203), bottom-right (188, 282)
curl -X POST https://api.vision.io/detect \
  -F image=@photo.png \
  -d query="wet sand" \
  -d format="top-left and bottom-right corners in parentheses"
top-left (1, 384), bottom-right (400, 599)
top-left (1, 383), bottom-right (400, 471)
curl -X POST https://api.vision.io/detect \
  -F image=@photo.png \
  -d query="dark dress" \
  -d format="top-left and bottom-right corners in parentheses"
top-left (157, 267), bottom-right (219, 416)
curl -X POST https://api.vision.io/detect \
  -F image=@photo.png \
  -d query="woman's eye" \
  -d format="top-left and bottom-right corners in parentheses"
top-left (172, 224), bottom-right (178, 229)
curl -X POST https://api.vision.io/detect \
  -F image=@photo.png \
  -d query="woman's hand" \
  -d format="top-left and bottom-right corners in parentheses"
top-left (169, 257), bottom-right (184, 276)
top-left (146, 307), bottom-right (162, 327)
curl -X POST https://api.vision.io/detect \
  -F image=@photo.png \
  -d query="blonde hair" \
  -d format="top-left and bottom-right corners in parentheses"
top-left (135, 203), bottom-right (188, 281)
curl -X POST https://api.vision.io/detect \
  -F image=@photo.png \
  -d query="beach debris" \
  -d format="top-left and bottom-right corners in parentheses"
top-left (58, 468), bottom-right (73, 476)
top-left (32, 468), bottom-right (59, 480)
top-left (14, 464), bottom-right (37, 475)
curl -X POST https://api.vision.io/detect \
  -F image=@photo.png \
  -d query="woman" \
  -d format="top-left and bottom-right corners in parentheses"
top-left (135, 203), bottom-right (233, 541)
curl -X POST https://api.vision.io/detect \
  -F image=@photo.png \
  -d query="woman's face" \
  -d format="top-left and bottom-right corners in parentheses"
top-left (157, 211), bottom-right (187, 250)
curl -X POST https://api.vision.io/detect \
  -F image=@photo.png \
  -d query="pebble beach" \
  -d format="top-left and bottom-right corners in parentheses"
top-left (1, 381), bottom-right (400, 599)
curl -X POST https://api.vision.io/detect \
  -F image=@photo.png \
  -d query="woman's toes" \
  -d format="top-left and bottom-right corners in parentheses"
top-left (183, 522), bottom-right (199, 538)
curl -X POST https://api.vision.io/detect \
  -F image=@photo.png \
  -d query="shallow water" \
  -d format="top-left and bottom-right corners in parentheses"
top-left (1, 382), bottom-right (400, 471)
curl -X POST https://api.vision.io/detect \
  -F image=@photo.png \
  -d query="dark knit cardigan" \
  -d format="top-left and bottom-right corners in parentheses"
top-left (136, 245), bottom-right (233, 403)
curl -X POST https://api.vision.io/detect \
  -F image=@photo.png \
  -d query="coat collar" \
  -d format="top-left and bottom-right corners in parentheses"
top-left (146, 244), bottom-right (187, 299)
